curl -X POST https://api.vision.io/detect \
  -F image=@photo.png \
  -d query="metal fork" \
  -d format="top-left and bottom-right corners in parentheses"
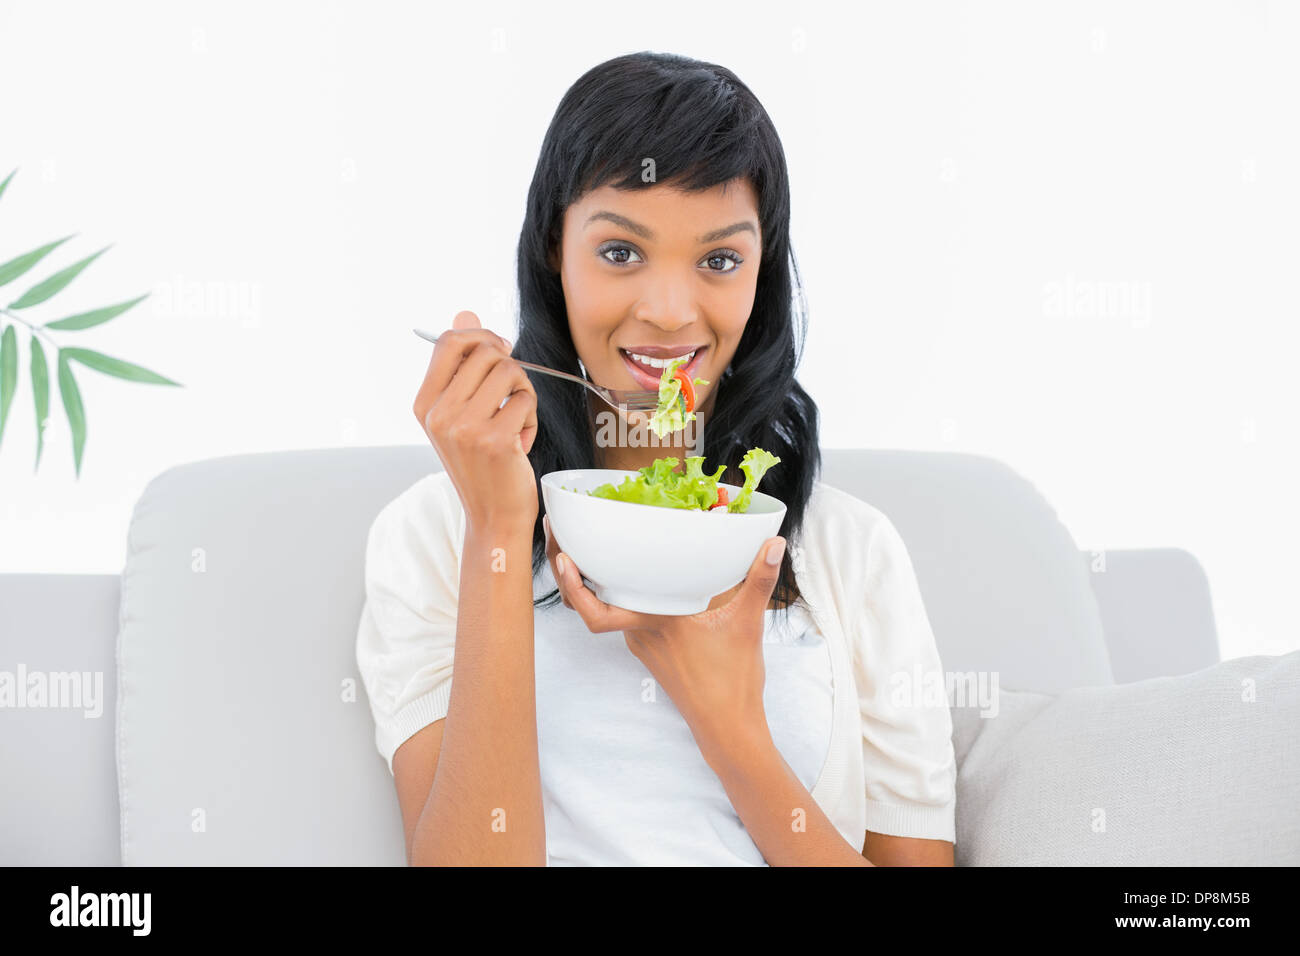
top-left (413, 328), bottom-right (660, 413)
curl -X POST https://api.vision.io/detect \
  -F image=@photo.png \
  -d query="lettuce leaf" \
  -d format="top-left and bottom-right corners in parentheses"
top-left (726, 447), bottom-right (782, 514)
top-left (571, 447), bottom-right (781, 514)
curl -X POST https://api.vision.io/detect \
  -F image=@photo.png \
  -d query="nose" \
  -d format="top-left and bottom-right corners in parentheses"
top-left (633, 275), bottom-right (697, 331)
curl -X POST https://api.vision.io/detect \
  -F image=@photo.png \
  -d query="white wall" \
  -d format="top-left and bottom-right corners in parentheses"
top-left (1, 0), bottom-right (1296, 660)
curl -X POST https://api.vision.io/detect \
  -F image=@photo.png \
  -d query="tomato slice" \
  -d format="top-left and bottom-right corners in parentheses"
top-left (673, 368), bottom-right (696, 413)
top-left (714, 485), bottom-right (730, 508)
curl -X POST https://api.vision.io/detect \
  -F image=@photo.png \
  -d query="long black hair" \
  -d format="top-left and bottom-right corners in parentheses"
top-left (515, 51), bottom-right (821, 620)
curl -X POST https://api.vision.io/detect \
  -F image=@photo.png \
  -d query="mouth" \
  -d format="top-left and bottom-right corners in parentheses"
top-left (618, 346), bottom-right (708, 391)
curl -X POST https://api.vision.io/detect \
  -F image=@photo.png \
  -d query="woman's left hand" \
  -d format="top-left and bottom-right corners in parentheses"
top-left (544, 514), bottom-right (786, 761)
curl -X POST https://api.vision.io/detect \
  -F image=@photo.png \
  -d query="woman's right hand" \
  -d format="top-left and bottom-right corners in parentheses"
top-left (413, 310), bottom-right (539, 534)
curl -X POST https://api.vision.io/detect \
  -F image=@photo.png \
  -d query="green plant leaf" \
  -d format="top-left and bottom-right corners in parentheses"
top-left (31, 337), bottom-right (49, 471)
top-left (57, 352), bottom-right (87, 478)
top-left (0, 324), bottom-right (16, 451)
top-left (0, 169), bottom-right (15, 205)
top-left (44, 293), bottom-right (150, 331)
top-left (0, 235), bottom-right (77, 289)
top-left (62, 346), bottom-right (181, 386)
top-left (8, 244), bottom-right (111, 309)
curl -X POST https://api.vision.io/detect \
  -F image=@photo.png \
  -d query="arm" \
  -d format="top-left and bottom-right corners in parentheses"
top-left (394, 522), bottom-right (545, 866)
top-left (703, 729), bottom-right (955, 866)
top-left (701, 726), bottom-right (872, 866)
top-left (393, 312), bottom-right (544, 865)
top-left (861, 830), bottom-right (954, 866)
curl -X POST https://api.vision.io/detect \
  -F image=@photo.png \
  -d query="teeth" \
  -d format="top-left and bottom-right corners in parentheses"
top-left (624, 349), bottom-right (695, 370)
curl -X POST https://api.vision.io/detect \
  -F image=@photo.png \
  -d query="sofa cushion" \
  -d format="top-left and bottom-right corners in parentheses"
top-left (950, 651), bottom-right (1300, 864)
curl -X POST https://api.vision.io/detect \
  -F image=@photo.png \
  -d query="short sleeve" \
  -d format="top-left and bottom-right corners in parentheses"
top-left (355, 472), bottom-right (463, 775)
top-left (851, 512), bottom-right (958, 843)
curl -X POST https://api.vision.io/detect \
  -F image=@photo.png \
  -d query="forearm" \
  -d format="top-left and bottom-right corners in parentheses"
top-left (701, 727), bottom-right (873, 867)
top-left (413, 522), bottom-right (545, 865)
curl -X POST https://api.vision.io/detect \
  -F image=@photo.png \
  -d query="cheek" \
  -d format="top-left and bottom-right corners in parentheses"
top-left (561, 260), bottom-right (624, 354)
top-left (710, 277), bottom-right (758, 337)
top-left (566, 262), bottom-right (626, 328)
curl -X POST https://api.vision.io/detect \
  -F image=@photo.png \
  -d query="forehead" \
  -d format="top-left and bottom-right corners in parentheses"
top-left (565, 178), bottom-right (759, 239)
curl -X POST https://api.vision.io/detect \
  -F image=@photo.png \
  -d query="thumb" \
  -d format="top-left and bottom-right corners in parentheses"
top-left (738, 536), bottom-right (785, 614)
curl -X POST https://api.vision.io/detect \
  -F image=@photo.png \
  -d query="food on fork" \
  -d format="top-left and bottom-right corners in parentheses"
top-left (646, 354), bottom-right (709, 438)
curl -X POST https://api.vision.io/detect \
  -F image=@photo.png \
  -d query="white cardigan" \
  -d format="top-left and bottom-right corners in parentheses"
top-left (355, 468), bottom-right (957, 850)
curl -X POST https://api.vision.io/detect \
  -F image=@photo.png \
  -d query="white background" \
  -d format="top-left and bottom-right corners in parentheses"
top-left (1, 0), bottom-right (1296, 660)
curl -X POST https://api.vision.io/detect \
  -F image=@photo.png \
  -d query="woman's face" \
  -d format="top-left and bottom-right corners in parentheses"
top-left (553, 178), bottom-right (762, 417)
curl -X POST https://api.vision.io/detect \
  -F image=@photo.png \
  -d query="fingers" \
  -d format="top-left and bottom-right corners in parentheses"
top-left (452, 320), bottom-right (534, 454)
top-left (734, 536), bottom-right (785, 616)
top-left (412, 311), bottom-right (512, 431)
top-left (543, 515), bottom-right (572, 609)
top-left (429, 340), bottom-right (512, 423)
top-left (544, 514), bottom-right (653, 633)
top-left (465, 355), bottom-right (537, 446)
top-left (495, 388), bottom-right (540, 454)
top-left (452, 309), bottom-right (511, 350)
top-left (565, 574), bottom-right (649, 633)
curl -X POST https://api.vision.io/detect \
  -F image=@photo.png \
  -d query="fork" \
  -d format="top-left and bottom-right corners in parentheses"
top-left (412, 328), bottom-right (660, 413)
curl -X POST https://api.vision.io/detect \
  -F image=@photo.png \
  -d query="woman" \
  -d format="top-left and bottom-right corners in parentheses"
top-left (356, 52), bottom-right (957, 866)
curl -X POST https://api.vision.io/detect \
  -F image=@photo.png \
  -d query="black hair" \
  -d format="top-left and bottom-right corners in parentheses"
top-left (514, 51), bottom-right (821, 622)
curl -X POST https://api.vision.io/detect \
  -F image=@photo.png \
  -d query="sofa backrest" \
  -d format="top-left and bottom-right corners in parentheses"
top-left (817, 448), bottom-right (1113, 692)
top-left (109, 444), bottom-right (1111, 864)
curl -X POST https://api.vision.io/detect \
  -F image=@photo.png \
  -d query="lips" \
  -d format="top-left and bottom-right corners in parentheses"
top-left (618, 347), bottom-right (708, 391)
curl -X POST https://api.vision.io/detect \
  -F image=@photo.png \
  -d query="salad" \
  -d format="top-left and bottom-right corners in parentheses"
top-left (571, 447), bottom-right (781, 514)
top-left (646, 355), bottom-right (709, 438)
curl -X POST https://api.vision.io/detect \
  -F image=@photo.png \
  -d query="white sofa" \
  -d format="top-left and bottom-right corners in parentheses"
top-left (1, 445), bottom-right (1295, 865)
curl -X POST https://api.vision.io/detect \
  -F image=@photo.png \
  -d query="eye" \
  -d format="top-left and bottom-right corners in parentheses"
top-left (598, 243), bottom-right (643, 266)
top-left (595, 242), bottom-right (746, 274)
top-left (701, 249), bottom-right (744, 274)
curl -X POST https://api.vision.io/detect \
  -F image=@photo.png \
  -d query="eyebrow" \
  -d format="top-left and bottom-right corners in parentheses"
top-left (583, 210), bottom-right (758, 244)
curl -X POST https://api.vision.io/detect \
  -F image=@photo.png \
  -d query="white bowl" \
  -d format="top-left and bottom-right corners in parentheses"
top-left (540, 468), bottom-right (787, 616)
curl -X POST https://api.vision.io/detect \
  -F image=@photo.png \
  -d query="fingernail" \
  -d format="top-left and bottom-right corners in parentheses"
top-left (557, 553), bottom-right (568, 577)
top-left (765, 539), bottom-right (785, 565)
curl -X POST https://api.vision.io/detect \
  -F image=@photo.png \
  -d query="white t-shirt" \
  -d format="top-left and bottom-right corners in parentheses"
top-left (356, 469), bottom-right (957, 864)
top-left (533, 588), bottom-right (833, 865)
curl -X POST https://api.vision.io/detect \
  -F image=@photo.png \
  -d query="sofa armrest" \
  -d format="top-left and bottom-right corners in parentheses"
top-left (0, 573), bottom-right (122, 865)
top-left (1083, 548), bottom-right (1220, 683)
